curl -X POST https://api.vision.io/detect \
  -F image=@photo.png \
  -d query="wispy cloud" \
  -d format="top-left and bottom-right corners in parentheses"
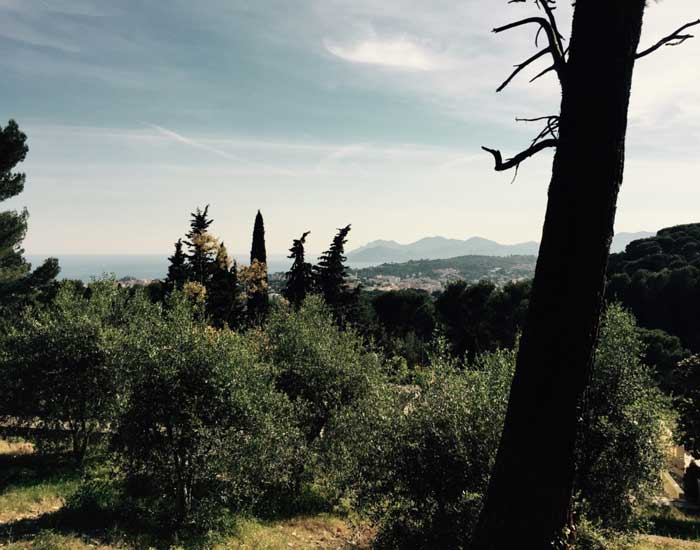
top-left (324, 37), bottom-right (450, 71)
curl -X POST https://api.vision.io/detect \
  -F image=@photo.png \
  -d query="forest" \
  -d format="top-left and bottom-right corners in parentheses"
top-left (2, 0), bottom-right (700, 549)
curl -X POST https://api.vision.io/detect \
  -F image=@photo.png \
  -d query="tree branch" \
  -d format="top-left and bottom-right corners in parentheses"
top-left (481, 139), bottom-right (558, 172)
top-left (497, 48), bottom-right (551, 92)
top-left (636, 19), bottom-right (700, 59)
top-left (493, 17), bottom-right (566, 89)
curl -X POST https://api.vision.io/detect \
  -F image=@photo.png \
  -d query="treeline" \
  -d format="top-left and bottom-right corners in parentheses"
top-left (152, 206), bottom-right (361, 329)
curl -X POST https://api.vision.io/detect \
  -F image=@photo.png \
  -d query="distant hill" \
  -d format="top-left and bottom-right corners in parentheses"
top-left (353, 254), bottom-right (537, 285)
top-left (348, 232), bottom-right (654, 263)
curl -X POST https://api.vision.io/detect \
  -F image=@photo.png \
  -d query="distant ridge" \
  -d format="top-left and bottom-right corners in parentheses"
top-left (347, 231), bottom-right (654, 263)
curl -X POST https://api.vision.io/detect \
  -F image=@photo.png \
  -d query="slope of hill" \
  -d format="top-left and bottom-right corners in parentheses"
top-left (348, 232), bottom-right (653, 263)
top-left (352, 254), bottom-right (536, 291)
top-left (607, 223), bottom-right (700, 352)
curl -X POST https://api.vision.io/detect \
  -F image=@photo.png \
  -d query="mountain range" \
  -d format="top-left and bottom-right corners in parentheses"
top-left (347, 232), bottom-right (654, 264)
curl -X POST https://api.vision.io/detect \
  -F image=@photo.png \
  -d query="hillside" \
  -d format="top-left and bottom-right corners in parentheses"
top-left (607, 223), bottom-right (700, 352)
top-left (352, 254), bottom-right (536, 291)
top-left (348, 232), bottom-right (653, 263)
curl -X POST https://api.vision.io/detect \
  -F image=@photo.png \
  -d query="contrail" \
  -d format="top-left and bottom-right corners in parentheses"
top-left (146, 123), bottom-right (294, 176)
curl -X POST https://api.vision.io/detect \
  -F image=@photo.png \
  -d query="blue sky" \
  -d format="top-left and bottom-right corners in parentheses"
top-left (2, 0), bottom-right (699, 255)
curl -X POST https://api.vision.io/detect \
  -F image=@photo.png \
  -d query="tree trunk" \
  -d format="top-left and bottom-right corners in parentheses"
top-left (470, 2), bottom-right (646, 548)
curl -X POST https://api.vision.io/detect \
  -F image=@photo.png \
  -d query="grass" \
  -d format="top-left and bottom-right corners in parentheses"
top-left (0, 437), bottom-right (370, 550)
top-left (2, 437), bottom-right (700, 550)
top-left (645, 506), bottom-right (700, 542)
top-left (0, 439), bottom-right (80, 525)
top-left (634, 535), bottom-right (700, 549)
top-left (1, 531), bottom-right (114, 550)
top-left (217, 515), bottom-right (373, 550)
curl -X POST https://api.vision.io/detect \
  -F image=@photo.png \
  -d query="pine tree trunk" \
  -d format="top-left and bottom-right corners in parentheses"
top-left (470, 3), bottom-right (646, 548)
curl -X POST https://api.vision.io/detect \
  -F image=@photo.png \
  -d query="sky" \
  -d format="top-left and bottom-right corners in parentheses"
top-left (1, 0), bottom-right (699, 256)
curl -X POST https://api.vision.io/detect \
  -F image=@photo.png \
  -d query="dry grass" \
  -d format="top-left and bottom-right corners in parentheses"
top-left (217, 515), bottom-right (374, 550)
top-left (0, 439), bottom-right (33, 456)
top-left (0, 438), bottom-right (78, 525)
top-left (634, 535), bottom-right (700, 550)
top-left (1, 531), bottom-right (114, 550)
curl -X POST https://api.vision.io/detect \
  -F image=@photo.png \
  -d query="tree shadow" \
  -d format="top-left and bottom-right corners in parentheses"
top-left (648, 508), bottom-right (700, 541)
top-left (0, 450), bottom-right (79, 493)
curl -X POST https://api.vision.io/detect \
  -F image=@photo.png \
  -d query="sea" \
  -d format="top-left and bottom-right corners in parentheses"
top-left (26, 255), bottom-right (378, 282)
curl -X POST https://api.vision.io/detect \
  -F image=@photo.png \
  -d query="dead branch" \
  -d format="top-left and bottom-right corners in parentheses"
top-left (636, 19), bottom-right (700, 59)
top-left (493, 16), bottom-right (566, 90)
top-left (498, 48), bottom-right (551, 92)
top-left (481, 139), bottom-right (557, 172)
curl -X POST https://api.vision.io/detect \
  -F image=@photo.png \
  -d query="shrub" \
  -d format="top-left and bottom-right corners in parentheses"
top-left (0, 279), bottom-right (125, 462)
top-left (576, 304), bottom-right (669, 531)
top-left (323, 348), bottom-right (515, 550)
top-left (323, 305), bottom-right (670, 548)
top-left (262, 295), bottom-right (384, 442)
top-left (111, 292), bottom-right (303, 530)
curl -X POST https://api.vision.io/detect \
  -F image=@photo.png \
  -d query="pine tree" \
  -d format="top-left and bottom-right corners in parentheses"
top-left (314, 225), bottom-right (357, 325)
top-left (164, 239), bottom-right (188, 293)
top-left (0, 120), bottom-right (58, 314)
top-left (207, 242), bottom-right (243, 328)
top-left (283, 231), bottom-right (314, 307)
top-left (184, 205), bottom-right (217, 287)
top-left (247, 209), bottom-right (269, 323)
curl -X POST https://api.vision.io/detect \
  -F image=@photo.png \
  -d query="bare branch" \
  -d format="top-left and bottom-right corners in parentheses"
top-left (481, 139), bottom-right (558, 172)
top-left (497, 48), bottom-right (551, 92)
top-left (493, 17), bottom-right (566, 89)
top-left (536, 0), bottom-right (565, 54)
top-left (636, 19), bottom-right (700, 59)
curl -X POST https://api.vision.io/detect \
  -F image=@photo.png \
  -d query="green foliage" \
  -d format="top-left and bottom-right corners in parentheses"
top-left (435, 279), bottom-right (530, 360)
top-left (0, 280), bottom-right (124, 462)
top-left (576, 304), bottom-right (670, 532)
top-left (164, 238), bottom-right (188, 293)
top-left (638, 327), bottom-right (691, 392)
top-left (675, 354), bottom-right (700, 455)
top-left (354, 254), bottom-right (536, 282)
top-left (111, 292), bottom-right (304, 529)
top-left (283, 231), bottom-right (315, 308)
top-left (370, 289), bottom-right (435, 367)
top-left (250, 209), bottom-right (267, 265)
top-left (314, 225), bottom-right (358, 326)
top-left (322, 349), bottom-right (515, 550)
top-left (607, 224), bottom-right (700, 352)
top-left (263, 295), bottom-right (383, 442)
top-left (0, 119), bottom-right (58, 316)
top-left (184, 205), bottom-right (216, 287)
top-left (248, 210), bottom-right (269, 324)
top-left (320, 305), bottom-right (669, 549)
top-left (207, 243), bottom-right (244, 329)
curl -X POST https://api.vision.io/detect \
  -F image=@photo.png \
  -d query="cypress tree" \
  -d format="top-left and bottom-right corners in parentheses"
top-left (283, 231), bottom-right (314, 307)
top-left (250, 210), bottom-right (267, 264)
top-left (0, 120), bottom-right (58, 314)
top-left (314, 224), bottom-right (357, 325)
top-left (184, 205), bottom-right (217, 287)
top-left (247, 209), bottom-right (269, 323)
top-left (164, 239), bottom-right (188, 293)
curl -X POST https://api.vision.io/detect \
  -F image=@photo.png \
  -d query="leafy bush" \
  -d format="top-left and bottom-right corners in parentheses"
top-left (0, 279), bottom-right (125, 462)
top-left (323, 305), bottom-right (669, 548)
top-left (674, 354), bottom-right (700, 454)
top-left (322, 347), bottom-right (514, 550)
top-left (576, 304), bottom-right (669, 531)
top-left (262, 295), bottom-right (385, 442)
top-left (111, 292), bottom-right (304, 530)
